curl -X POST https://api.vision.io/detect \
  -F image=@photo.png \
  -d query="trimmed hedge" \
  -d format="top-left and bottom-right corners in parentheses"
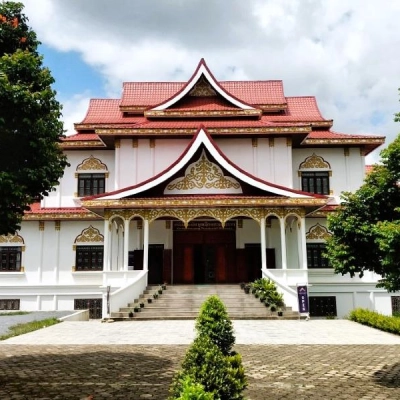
top-left (349, 308), bottom-right (400, 335)
top-left (175, 376), bottom-right (214, 399)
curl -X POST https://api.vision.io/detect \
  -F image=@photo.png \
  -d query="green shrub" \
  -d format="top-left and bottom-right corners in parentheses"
top-left (349, 308), bottom-right (400, 335)
top-left (169, 335), bottom-right (246, 400)
top-left (250, 278), bottom-right (285, 307)
top-left (195, 295), bottom-right (235, 356)
top-left (174, 376), bottom-right (214, 399)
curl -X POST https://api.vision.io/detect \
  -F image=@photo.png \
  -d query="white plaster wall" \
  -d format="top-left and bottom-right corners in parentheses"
top-left (119, 139), bottom-right (135, 188)
top-left (154, 138), bottom-right (191, 175)
top-left (215, 138), bottom-right (254, 176)
top-left (44, 150), bottom-right (115, 208)
top-left (292, 147), bottom-right (365, 197)
top-left (272, 138), bottom-right (292, 187)
top-left (149, 220), bottom-right (168, 246)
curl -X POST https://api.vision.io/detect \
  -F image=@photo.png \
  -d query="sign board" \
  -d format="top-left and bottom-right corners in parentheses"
top-left (297, 285), bottom-right (309, 313)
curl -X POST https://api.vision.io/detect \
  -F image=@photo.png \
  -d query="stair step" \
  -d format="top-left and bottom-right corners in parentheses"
top-left (112, 284), bottom-right (299, 321)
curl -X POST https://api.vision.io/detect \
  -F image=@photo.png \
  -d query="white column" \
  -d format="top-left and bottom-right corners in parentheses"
top-left (300, 216), bottom-right (307, 269)
top-left (103, 219), bottom-right (110, 272)
top-left (54, 221), bottom-right (60, 283)
top-left (123, 218), bottom-right (130, 271)
top-left (143, 219), bottom-right (149, 271)
top-left (115, 142), bottom-right (120, 190)
top-left (38, 221), bottom-right (44, 283)
top-left (260, 217), bottom-right (267, 271)
top-left (279, 217), bottom-right (287, 269)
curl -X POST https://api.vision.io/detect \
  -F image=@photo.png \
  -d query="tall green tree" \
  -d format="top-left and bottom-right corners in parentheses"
top-left (326, 131), bottom-right (400, 291)
top-left (0, 1), bottom-right (68, 234)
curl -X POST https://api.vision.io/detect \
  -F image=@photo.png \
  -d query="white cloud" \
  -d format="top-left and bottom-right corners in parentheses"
top-left (22, 0), bottom-right (400, 162)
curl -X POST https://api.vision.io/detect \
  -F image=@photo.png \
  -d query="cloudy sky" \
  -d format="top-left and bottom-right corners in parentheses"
top-left (21, 0), bottom-right (400, 162)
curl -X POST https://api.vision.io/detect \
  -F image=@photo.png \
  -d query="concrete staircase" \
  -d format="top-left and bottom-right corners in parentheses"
top-left (110, 284), bottom-right (300, 321)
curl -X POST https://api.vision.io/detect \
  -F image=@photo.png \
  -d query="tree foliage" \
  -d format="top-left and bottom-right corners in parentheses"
top-left (0, 2), bottom-right (68, 234)
top-left (325, 133), bottom-right (400, 291)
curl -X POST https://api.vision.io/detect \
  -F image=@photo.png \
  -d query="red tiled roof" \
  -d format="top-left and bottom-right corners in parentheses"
top-left (120, 80), bottom-right (286, 107)
top-left (62, 133), bottom-right (101, 141)
top-left (306, 130), bottom-right (384, 140)
top-left (77, 99), bottom-right (145, 125)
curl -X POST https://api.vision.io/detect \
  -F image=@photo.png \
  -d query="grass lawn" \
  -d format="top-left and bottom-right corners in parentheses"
top-left (0, 318), bottom-right (61, 340)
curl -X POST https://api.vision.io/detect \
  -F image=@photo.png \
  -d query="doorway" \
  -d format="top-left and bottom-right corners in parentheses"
top-left (173, 229), bottom-right (236, 284)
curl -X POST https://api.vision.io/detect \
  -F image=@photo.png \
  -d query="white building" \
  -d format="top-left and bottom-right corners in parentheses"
top-left (1, 59), bottom-right (393, 318)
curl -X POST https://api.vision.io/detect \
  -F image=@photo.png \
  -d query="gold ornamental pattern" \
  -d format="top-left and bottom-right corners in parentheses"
top-left (306, 223), bottom-right (332, 239)
top-left (165, 151), bottom-right (241, 193)
top-left (75, 225), bottom-right (104, 243)
top-left (299, 153), bottom-right (331, 169)
top-left (189, 76), bottom-right (217, 97)
top-left (77, 155), bottom-right (108, 171)
top-left (0, 233), bottom-right (24, 244)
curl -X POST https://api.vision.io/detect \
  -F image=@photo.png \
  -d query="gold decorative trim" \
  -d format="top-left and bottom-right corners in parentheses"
top-left (39, 221), bottom-right (45, 231)
top-left (329, 171), bottom-right (332, 177)
top-left (132, 139), bottom-right (138, 148)
top-left (83, 197), bottom-right (326, 209)
top-left (306, 223), bottom-right (332, 240)
top-left (269, 138), bottom-right (274, 147)
top-left (115, 139), bottom-right (120, 148)
top-left (344, 148), bottom-right (350, 157)
top-left (165, 150), bottom-right (241, 193)
top-left (189, 76), bottom-right (217, 96)
top-left (72, 266), bottom-right (76, 272)
top-left (286, 138), bottom-right (292, 147)
top-left (150, 139), bottom-right (155, 148)
top-left (304, 138), bottom-right (384, 145)
top-left (21, 246), bottom-right (25, 252)
top-left (299, 153), bottom-right (331, 169)
top-left (144, 109), bottom-right (262, 118)
top-left (252, 138), bottom-right (258, 148)
top-left (77, 155), bottom-right (108, 172)
top-left (165, 220), bottom-right (171, 229)
top-left (20, 266), bottom-right (25, 272)
top-left (329, 190), bottom-right (333, 195)
top-left (23, 212), bottom-right (100, 221)
top-left (74, 225), bottom-right (104, 243)
top-left (0, 233), bottom-right (24, 244)
top-left (74, 192), bottom-right (78, 198)
top-left (95, 126), bottom-right (311, 136)
top-left (60, 141), bottom-right (106, 149)
top-left (72, 245), bottom-right (76, 251)
top-left (55, 221), bottom-right (61, 231)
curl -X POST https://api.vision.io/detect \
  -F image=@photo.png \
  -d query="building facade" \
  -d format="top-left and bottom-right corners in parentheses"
top-left (0, 60), bottom-right (394, 318)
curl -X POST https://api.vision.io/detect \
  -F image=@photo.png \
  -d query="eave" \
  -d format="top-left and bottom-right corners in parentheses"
top-left (144, 109), bottom-right (262, 118)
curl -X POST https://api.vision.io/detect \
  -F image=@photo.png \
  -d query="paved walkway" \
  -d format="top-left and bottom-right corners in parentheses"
top-left (1, 320), bottom-right (400, 399)
top-left (3, 319), bottom-right (400, 345)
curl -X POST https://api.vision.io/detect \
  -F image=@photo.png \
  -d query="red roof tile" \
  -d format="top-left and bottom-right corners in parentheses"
top-left (26, 203), bottom-right (90, 214)
top-left (62, 133), bottom-right (101, 141)
top-left (121, 80), bottom-right (286, 107)
top-left (306, 130), bottom-right (384, 140)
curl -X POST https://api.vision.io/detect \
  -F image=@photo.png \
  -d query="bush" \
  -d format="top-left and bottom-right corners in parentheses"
top-left (173, 376), bottom-right (214, 399)
top-left (349, 308), bottom-right (400, 335)
top-left (250, 278), bottom-right (285, 307)
top-left (169, 335), bottom-right (246, 400)
top-left (195, 295), bottom-right (235, 356)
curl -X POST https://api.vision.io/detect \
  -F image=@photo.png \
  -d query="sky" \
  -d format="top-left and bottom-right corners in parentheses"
top-left (19, 0), bottom-right (400, 163)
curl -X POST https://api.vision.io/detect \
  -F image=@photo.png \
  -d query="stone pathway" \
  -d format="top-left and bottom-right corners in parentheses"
top-left (0, 320), bottom-right (400, 399)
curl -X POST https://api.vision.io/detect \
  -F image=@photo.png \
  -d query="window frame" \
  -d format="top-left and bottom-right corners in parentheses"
top-left (301, 171), bottom-right (330, 195)
top-left (306, 243), bottom-right (330, 269)
top-left (77, 173), bottom-right (106, 197)
top-left (0, 246), bottom-right (22, 272)
top-left (75, 245), bottom-right (104, 271)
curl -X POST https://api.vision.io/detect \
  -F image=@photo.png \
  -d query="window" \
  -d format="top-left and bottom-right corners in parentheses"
top-left (78, 173), bottom-right (105, 197)
top-left (301, 172), bottom-right (330, 195)
top-left (307, 243), bottom-right (330, 268)
top-left (0, 299), bottom-right (20, 310)
top-left (309, 296), bottom-right (337, 317)
top-left (0, 247), bottom-right (21, 271)
top-left (75, 246), bottom-right (104, 271)
top-left (74, 298), bottom-right (102, 319)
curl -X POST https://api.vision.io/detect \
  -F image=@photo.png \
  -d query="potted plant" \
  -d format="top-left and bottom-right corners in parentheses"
top-left (153, 292), bottom-right (159, 299)
top-left (277, 307), bottom-right (283, 317)
top-left (240, 282), bottom-right (246, 290)
top-left (133, 305), bottom-right (140, 312)
top-left (128, 310), bottom-right (134, 318)
top-left (158, 286), bottom-right (163, 295)
top-left (139, 301), bottom-right (145, 308)
top-left (244, 284), bottom-right (251, 294)
top-left (162, 283), bottom-right (167, 290)
top-left (147, 298), bottom-right (153, 304)
top-left (270, 304), bottom-right (277, 312)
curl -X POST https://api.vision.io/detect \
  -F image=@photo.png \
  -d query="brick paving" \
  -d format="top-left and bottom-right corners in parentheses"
top-left (0, 344), bottom-right (399, 399)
